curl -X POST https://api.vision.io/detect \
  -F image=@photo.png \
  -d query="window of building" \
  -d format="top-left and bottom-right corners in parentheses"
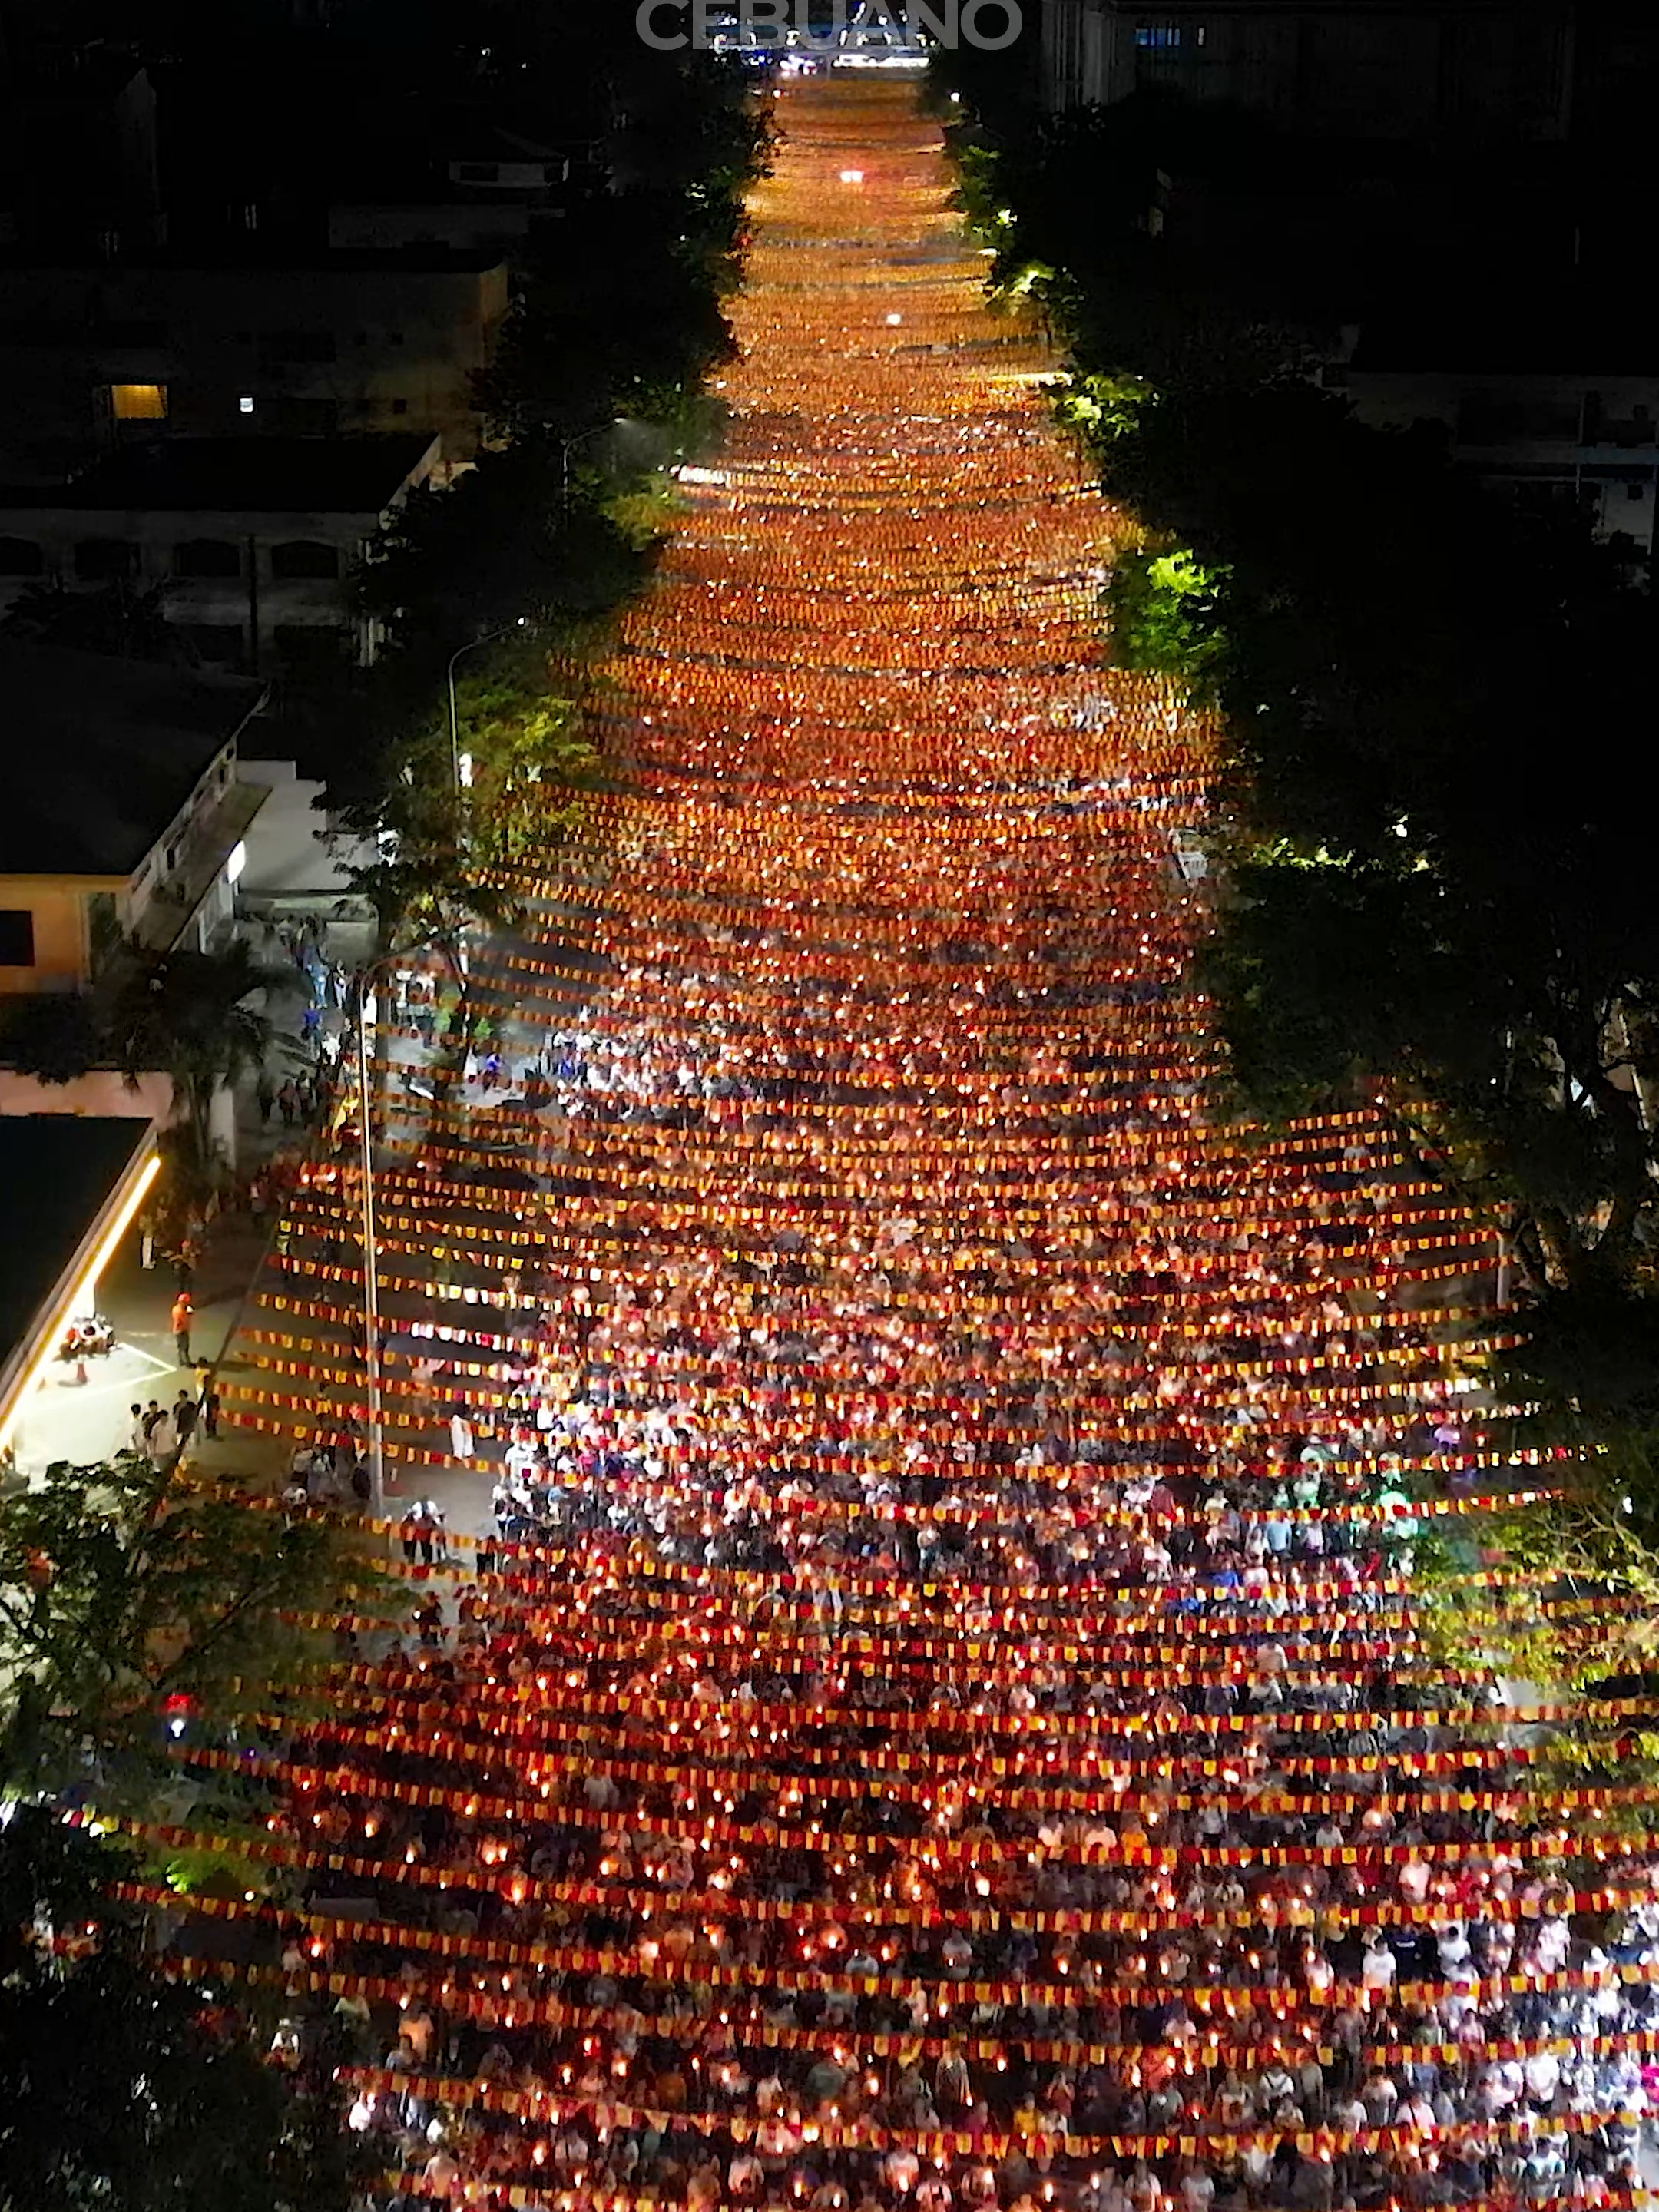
top-left (1135, 24), bottom-right (1184, 48)
top-left (173, 538), bottom-right (241, 578)
top-left (74, 538), bottom-right (137, 581)
top-left (270, 539), bottom-right (340, 580)
top-left (239, 395), bottom-right (255, 414)
top-left (0, 536), bottom-right (43, 575)
top-left (110, 382), bottom-right (167, 420)
top-left (0, 910), bottom-right (35, 966)
top-left (390, 396), bottom-right (409, 414)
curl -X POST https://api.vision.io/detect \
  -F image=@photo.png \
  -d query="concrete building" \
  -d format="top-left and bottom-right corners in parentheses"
top-left (1040, 0), bottom-right (1577, 138)
top-left (1338, 356), bottom-right (1659, 551)
top-left (0, 642), bottom-right (271, 995)
top-left (0, 251), bottom-right (509, 482)
top-left (327, 123), bottom-right (574, 256)
top-left (0, 432), bottom-right (440, 672)
top-left (0, 51), bottom-right (164, 257)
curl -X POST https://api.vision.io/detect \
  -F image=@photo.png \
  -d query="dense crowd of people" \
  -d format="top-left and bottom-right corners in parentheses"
top-left (178, 78), bottom-right (1654, 2212)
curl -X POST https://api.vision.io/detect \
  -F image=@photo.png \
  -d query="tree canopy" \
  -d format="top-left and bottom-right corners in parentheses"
top-left (0, 1804), bottom-right (365, 2212)
top-left (0, 1456), bottom-right (385, 1803)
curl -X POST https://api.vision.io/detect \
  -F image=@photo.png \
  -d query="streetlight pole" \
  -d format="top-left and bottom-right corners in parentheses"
top-left (445, 617), bottom-right (531, 796)
top-left (560, 419), bottom-right (621, 498)
top-left (355, 969), bottom-right (386, 1525)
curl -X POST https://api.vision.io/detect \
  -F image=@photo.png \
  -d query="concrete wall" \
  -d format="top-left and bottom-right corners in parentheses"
top-left (0, 881), bottom-right (91, 988)
top-left (0, 259), bottom-right (510, 478)
top-left (0, 493), bottom-right (436, 670)
top-left (237, 760), bottom-right (373, 899)
top-left (328, 203), bottom-right (532, 253)
top-left (0, 1067), bottom-right (169, 1117)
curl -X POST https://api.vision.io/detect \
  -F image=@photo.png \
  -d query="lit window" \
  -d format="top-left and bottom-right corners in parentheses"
top-left (239, 395), bottom-right (255, 415)
top-left (1135, 24), bottom-right (1183, 49)
top-left (111, 382), bottom-right (167, 420)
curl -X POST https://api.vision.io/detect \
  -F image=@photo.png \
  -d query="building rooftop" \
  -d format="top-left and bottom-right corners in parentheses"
top-left (0, 643), bottom-right (265, 877)
top-left (0, 1116), bottom-right (151, 1392)
top-left (0, 435), bottom-right (440, 516)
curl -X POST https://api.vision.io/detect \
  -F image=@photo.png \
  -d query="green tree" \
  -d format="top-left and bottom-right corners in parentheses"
top-left (357, 448), bottom-right (657, 654)
top-left (101, 939), bottom-right (285, 1177)
top-left (1104, 543), bottom-right (1228, 690)
top-left (944, 70), bottom-right (1659, 1521)
top-left (0, 1456), bottom-right (382, 1802)
top-left (0, 1804), bottom-right (365, 2212)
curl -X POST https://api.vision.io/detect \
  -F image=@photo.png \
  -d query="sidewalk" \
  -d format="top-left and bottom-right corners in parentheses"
top-left (7, 915), bottom-right (371, 1485)
top-left (194, 896), bottom-right (600, 1548)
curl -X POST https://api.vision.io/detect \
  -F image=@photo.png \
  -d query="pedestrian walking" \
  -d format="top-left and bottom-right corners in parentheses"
top-left (127, 1401), bottom-right (147, 1454)
top-left (145, 1408), bottom-right (175, 1466)
top-left (138, 1208), bottom-right (157, 1270)
top-left (256, 1071), bottom-right (276, 1125)
top-left (173, 1389), bottom-right (198, 1446)
top-left (422, 1498), bottom-right (449, 1564)
top-left (170, 1290), bottom-right (194, 1368)
top-left (277, 1080), bottom-right (300, 1128)
top-left (195, 1365), bottom-right (220, 1439)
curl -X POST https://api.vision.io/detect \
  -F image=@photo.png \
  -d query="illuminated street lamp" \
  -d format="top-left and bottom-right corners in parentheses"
top-left (446, 618), bottom-right (530, 794)
top-left (560, 417), bottom-right (625, 496)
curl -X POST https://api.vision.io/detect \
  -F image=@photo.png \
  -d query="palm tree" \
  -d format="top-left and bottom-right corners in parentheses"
top-left (100, 939), bottom-right (286, 1174)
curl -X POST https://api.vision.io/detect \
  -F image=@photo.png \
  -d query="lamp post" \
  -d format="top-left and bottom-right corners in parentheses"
top-left (560, 418), bottom-right (622, 497)
top-left (355, 971), bottom-right (386, 1523)
top-left (353, 947), bottom-right (407, 1526)
top-left (445, 616), bottom-right (530, 795)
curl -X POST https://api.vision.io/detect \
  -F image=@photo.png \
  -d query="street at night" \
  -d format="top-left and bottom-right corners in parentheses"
top-left (4, 12), bottom-right (1659, 2211)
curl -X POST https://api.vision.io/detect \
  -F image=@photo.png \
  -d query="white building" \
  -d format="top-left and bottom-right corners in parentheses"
top-left (0, 432), bottom-right (440, 672)
top-left (0, 642), bottom-right (276, 1144)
